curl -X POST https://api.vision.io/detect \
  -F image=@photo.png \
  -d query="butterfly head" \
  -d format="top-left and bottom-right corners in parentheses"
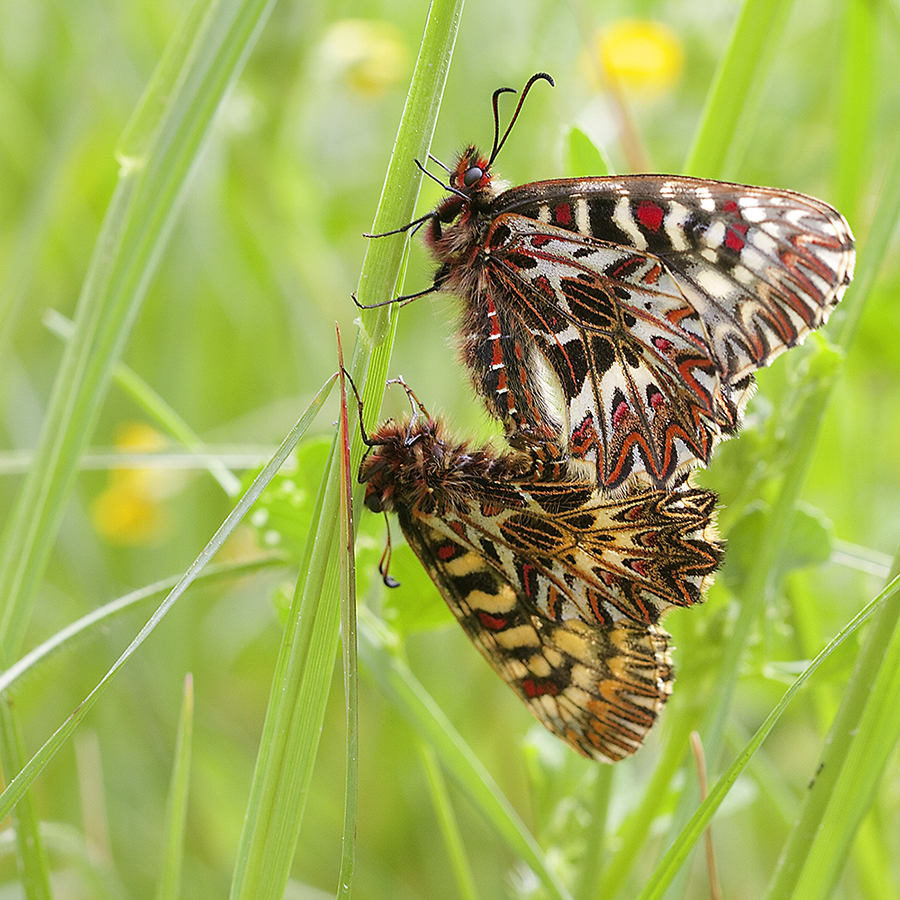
top-left (359, 416), bottom-right (443, 514)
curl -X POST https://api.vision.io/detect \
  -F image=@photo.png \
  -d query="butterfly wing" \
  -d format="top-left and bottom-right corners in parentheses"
top-left (426, 478), bottom-right (721, 627)
top-left (461, 175), bottom-right (854, 488)
top-left (395, 504), bottom-right (675, 763)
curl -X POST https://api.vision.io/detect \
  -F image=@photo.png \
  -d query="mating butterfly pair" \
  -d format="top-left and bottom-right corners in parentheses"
top-left (359, 74), bottom-right (854, 761)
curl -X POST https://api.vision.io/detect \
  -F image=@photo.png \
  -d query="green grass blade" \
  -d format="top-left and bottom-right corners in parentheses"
top-left (636, 575), bottom-right (900, 900)
top-left (43, 309), bottom-right (241, 496)
top-left (336, 362), bottom-right (359, 900)
top-left (0, 558), bottom-right (280, 696)
top-left (154, 674), bottom-right (194, 900)
top-left (0, 0), bottom-right (278, 665)
top-left (0, 376), bottom-right (335, 821)
top-left (228, 3), bottom-right (463, 897)
top-left (835, 0), bottom-right (875, 227)
top-left (766, 582), bottom-right (900, 900)
top-left (420, 742), bottom-right (481, 900)
top-left (760, 132), bottom-right (900, 900)
top-left (684, 0), bottom-right (794, 176)
top-left (358, 611), bottom-right (574, 900)
top-left (0, 704), bottom-right (52, 900)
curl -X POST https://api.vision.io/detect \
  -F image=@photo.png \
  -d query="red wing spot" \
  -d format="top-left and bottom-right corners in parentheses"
top-left (553, 202), bottom-right (573, 226)
top-left (724, 222), bottom-right (748, 251)
top-left (437, 542), bottom-right (461, 561)
top-left (612, 400), bottom-right (630, 429)
top-left (625, 502), bottom-right (646, 521)
top-left (521, 677), bottom-right (561, 698)
top-left (646, 263), bottom-right (663, 285)
top-left (533, 274), bottom-right (555, 297)
top-left (653, 337), bottom-right (672, 352)
top-left (477, 610), bottom-right (509, 631)
top-left (722, 200), bottom-right (739, 213)
top-left (630, 560), bottom-right (649, 578)
top-left (724, 231), bottom-right (744, 251)
top-left (571, 414), bottom-right (598, 455)
top-left (531, 234), bottom-right (553, 248)
top-left (636, 200), bottom-right (665, 232)
top-left (650, 391), bottom-right (665, 409)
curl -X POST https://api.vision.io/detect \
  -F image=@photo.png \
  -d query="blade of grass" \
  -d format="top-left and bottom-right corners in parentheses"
top-left (0, 0), bottom-right (278, 667)
top-left (760, 137), bottom-right (900, 897)
top-left (0, 704), bottom-right (52, 900)
top-left (154, 673), bottom-right (194, 900)
top-left (635, 574), bottom-right (900, 900)
top-left (43, 308), bottom-right (241, 496)
top-left (0, 374), bottom-right (335, 822)
top-left (684, 0), bottom-right (795, 177)
top-left (0, 10), bottom-right (281, 876)
top-left (228, 3), bottom-right (464, 897)
top-left (835, 0), bottom-right (875, 228)
top-left (358, 609), bottom-right (574, 900)
top-left (0, 558), bottom-right (281, 696)
top-left (766, 573), bottom-right (900, 900)
top-left (420, 742), bottom-right (480, 900)
top-left (335, 345), bottom-right (359, 900)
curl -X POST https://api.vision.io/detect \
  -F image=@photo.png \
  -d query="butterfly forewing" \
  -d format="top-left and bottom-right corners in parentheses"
top-left (359, 415), bottom-right (721, 761)
top-left (429, 141), bottom-right (854, 490)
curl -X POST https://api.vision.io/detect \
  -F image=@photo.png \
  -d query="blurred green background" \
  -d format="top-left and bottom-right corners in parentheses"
top-left (1, 0), bottom-right (898, 898)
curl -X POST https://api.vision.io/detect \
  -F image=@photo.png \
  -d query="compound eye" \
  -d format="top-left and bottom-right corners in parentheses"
top-left (462, 166), bottom-right (483, 187)
top-left (363, 484), bottom-right (386, 513)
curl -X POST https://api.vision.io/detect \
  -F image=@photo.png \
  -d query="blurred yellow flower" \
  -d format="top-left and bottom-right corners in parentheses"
top-left (318, 19), bottom-right (410, 97)
top-left (588, 19), bottom-right (684, 98)
top-left (91, 422), bottom-right (172, 545)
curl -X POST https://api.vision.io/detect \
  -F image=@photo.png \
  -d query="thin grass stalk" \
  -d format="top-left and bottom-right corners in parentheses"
top-left (0, 7), bottom-right (279, 880)
top-left (0, 704), bottom-right (52, 900)
top-left (0, 375), bottom-right (335, 822)
top-left (336, 356), bottom-right (360, 900)
top-left (154, 674), bottom-right (194, 900)
top-left (420, 742), bottom-right (480, 900)
top-left (764, 580), bottom-right (900, 900)
top-left (636, 574), bottom-right (900, 900)
top-left (228, 2), bottom-right (464, 896)
top-left (357, 611), bottom-right (574, 900)
top-left (0, 559), bottom-right (280, 696)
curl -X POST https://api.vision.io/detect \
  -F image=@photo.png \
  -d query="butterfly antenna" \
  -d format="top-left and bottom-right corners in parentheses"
top-left (488, 72), bottom-right (554, 168)
top-left (489, 85), bottom-right (517, 166)
top-left (378, 521), bottom-right (400, 588)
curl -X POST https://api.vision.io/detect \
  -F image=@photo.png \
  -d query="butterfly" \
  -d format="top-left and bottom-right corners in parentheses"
top-left (358, 385), bottom-right (722, 762)
top-left (374, 74), bottom-right (855, 491)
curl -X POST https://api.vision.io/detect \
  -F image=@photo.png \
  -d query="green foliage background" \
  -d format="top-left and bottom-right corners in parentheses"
top-left (1, 0), bottom-right (898, 898)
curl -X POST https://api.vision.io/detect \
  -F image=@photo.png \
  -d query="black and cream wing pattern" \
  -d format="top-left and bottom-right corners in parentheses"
top-left (359, 414), bottom-right (721, 762)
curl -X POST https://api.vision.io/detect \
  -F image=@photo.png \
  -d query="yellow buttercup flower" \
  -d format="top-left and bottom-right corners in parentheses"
top-left (318, 19), bottom-right (410, 97)
top-left (91, 422), bottom-right (172, 545)
top-left (589, 19), bottom-right (684, 98)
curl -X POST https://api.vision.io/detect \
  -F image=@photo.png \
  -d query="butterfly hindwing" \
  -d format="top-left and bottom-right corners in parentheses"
top-left (360, 415), bottom-right (721, 761)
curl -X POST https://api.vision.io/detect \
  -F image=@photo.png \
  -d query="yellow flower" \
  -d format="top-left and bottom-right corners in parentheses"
top-left (589, 19), bottom-right (684, 98)
top-left (91, 423), bottom-right (172, 545)
top-left (318, 19), bottom-right (410, 97)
